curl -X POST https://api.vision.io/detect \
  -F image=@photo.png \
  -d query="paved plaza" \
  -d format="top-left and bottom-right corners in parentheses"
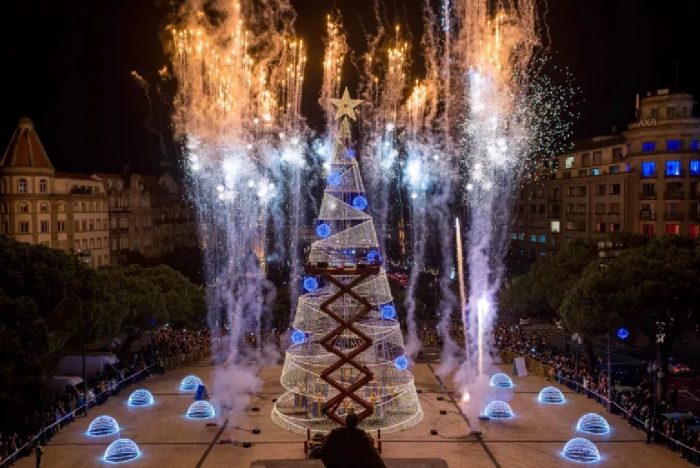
top-left (20, 360), bottom-right (689, 468)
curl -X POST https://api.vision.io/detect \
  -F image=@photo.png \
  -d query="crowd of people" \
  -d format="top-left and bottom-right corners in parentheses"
top-left (0, 326), bottom-right (210, 466)
top-left (494, 323), bottom-right (700, 465)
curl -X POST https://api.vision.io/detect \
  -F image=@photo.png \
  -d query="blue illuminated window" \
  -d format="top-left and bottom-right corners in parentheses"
top-left (609, 165), bottom-right (619, 174)
top-left (642, 142), bottom-right (656, 152)
top-left (511, 233), bottom-right (517, 240)
top-left (591, 168), bottom-right (601, 176)
top-left (529, 235), bottom-right (537, 243)
top-left (692, 140), bottom-right (700, 151)
top-left (538, 235), bottom-right (546, 244)
top-left (667, 139), bottom-right (682, 151)
top-left (666, 160), bottom-right (681, 176)
top-left (691, 160), bottom-right (700, 176)
top-left (642, 161), bottom-right (656, 177)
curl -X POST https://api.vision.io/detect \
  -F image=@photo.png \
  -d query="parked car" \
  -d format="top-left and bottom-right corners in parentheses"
top-left (668, 358), bottom-right (692, 375)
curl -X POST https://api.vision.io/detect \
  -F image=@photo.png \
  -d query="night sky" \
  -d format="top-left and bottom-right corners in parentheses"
top-left (1, 0), bottom-right (698, 175)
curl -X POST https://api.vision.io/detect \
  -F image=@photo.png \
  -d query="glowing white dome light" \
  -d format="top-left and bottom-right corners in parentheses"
top-left (187, 401), bottom-right (216, 419)
top-left (87, 415), bottom-right (119, 436)
top-left (562, 437), bottom-right (600, 463)
top-left (576, 413), bottom-right (610, 435)
top-left (103, 438), bottom-right (140, 463)
top-left (538, 386), bottom-right (565, 404)
top-left (179, 375), bottom-right (203, 392)
top-left (127, 389), bottom-right (154, 407)
top-left (489, 373), bottom-right (513, 388)
top-left (483, 400), bottom-right (514, 419)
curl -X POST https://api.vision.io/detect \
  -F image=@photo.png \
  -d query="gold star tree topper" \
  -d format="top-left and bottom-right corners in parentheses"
top-left (330, 87), bottom-right (363, 121)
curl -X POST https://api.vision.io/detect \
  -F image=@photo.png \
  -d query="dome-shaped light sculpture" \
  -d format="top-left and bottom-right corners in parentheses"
top-left (187, 400), bottom-right (216, 419)
top-left (489, 373), bottom-right (514, 388)
top-left (576, 413), bottom-right (610, 435)
top-left (291, 330), bottom-right (305, 345)
top-left (103, 438), bottom-right (141, 463)
top-left (483, 400), bottom-right (514, 419)
top-left (127, 389), bottom-right (154, 407)
top-left (562, 437), bottom-right (600, 463)
top-left (87, 415), bottom-right (119, 437)
top-left (352, 195), bottom-right (368, 211)
top-left (381, 304), bottom-right (397, 320)
top-left (538, 386), bottom-right (566, 404)
top-left (303, 276), bottom-right (318, 292)
top-left (179, 375), bottom-right (202, 392)
top-left (316, 223), bottom-right (331, 239)
top-left (394, 355), bottom-right (409, 371)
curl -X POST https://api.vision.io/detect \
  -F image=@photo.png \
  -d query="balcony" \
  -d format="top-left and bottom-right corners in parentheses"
top-left (664, 212), bottom-right (686, 221)
top-left (664, 191), bottom-right (685, 200)
top-left (639, 211), bottom-right (657, 221)
top-left (639, 192), bottom-right (657, 200)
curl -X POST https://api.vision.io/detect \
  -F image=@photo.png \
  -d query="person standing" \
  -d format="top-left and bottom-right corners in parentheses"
top-left (34, 443), bottom-right (43, 468)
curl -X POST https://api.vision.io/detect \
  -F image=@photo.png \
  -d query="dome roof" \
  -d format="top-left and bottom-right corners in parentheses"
top-left (1, 117), bottom-right (54, 170)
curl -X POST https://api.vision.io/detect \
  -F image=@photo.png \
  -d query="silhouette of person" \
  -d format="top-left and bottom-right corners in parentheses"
top-left (318, 412), bottom-right (386, 468)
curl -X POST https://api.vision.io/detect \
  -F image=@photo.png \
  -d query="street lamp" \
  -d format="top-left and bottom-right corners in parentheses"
top-left (647, 360), bottom-right (664, 442)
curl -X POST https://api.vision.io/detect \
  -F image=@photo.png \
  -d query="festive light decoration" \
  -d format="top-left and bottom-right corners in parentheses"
top-left (345, 148), bottom-right (357, 159)
top-left (316, 223), bottom-right (331, 238)
top-left (187, 401), bottom-right (216, 419)
top-left (576, 413), bottom-right (610, 435)
top-left (179, 375), bottom-right (203, 392)
top-left (381, 304), bottom-right (397, 320)
top-left (103, 438), bottom-right (141, 463)
top-left (303, 276), bottom-right (319, 292)
top-left (87, 416), bottom-right (120, 437)
top-left (562, 438), bottom-right (601, 463)
top-left (489, 373), bottom-right (514, 388)
top-left (291, 330), bottom-right (305, 345)
top-left (328, 172), bottom-right (342, 186)
top-left (538, 386), bottom-right (565, 404)
top-left (352, 195), bottom-right (368, 211)
top-left (483, 400), bottom-right (514, 419)
top-left (127, 389), bottom-right (154, 407)
top-left (272, 90), bottom-right (422, 435)
top-left (617, 327), bottom-right (630, 340)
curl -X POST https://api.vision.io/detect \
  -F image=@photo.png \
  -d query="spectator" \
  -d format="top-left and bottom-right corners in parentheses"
top-left (318, 413), bottom-right (386, 468)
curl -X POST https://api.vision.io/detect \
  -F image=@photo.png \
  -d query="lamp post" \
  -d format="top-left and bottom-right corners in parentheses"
top-left (647, 360), bottom-right (663, 442)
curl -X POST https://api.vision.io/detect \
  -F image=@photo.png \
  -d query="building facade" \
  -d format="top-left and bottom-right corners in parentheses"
top-left (1, 117), bottom-right (197, 267)
top-left (513, 90), bottom-right (700, 259)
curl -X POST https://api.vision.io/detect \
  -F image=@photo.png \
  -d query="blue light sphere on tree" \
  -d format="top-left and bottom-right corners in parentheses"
top-left (327, 172), bottom-right (342, 187)
top-left (352, 195), bottom-right (368, 211)
top-left (345, 148), bottom-right (356, 159)
top-left (316, 223), bottom-right (331, 238)
top-left (617, 327), bottom-right (629, 340)
top-left (291, 330), bottom-right (305, 345)
top-left (394, 355), bottom-right (409, 370)
top-left (303, 276), bottom-right (318, 292)
top-left (366, 249), bottom-right (380, 264)
top-left (381, 304), bottom-right (397, 320)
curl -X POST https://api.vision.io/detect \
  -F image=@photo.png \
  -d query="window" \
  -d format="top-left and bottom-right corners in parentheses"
top-left (609, 203), bottom-right (620, 214)
top-left (578, 204), bottom-right (586, 214)
top-left (642, 183), bottom-right (655, 197)
top-left (666, 160), bottom-right (682, 176)
top-left (650, 108), bottom-right (658, 119)
top-left (609, 165), bottom-right (619, 174)
top-left (0, 222), bottom-right (7, 234)
top-left (565, 221), bottom-right (575, 231)
top-left (665, 224), bottom-right (680, 235)
top-left (610, 183), bottom-right (621, 195)
top-left (595, 203), bottom-right (605, 214)
top-left (19, 221), bottom-right (30, 234)
top-left (595, 184), bottom-right (606, 195)
top-left (667, 107), bottom-right (677, 119)
top-left (18, 178), bottom-right (27, 193)
top-left (538, 235), bottom-right (546, 244)
top-left (612, 147), bottom-right (624, 162)
top-left (692, 140), bottom-right (700, 151)
top-left (578, 169), bottom-right (588, 177)
top-left (517, 233), bottom-right (525, 241)
top-left (642, 224), bottom-right (655, 236)
top-left (562, 171), bottom-right (572, 179)
top-left (591, 168), bottom-right (601, 176)
top-left (82, 220), bottom-right (87, 231)
top-left (690, 224), bottom-right (699, 239)
top-left (691, 160), bottom-right (700, 176)
top-left (511, 233), bottom-right (517, 241)
top-left (40, 220), bottom-right (49, 233)
top-left (565, 156), bottom-right (575, 169)
top-left (97, 238), bottom-right (102, 248)
top-left (0, 179), bottom-right (6, 194)
top-left (667, 139), bottom-right (682, 151)
top-left (576, 186), bottom-right (586, 196)
top-left (57, 202), bottom-right (65, 213)
top-left (592, 151), bottom-right (602, 165)
top-left (0, 202), bottom-right (7, 214)
top-left (39, 179), bottom-right (48, 193)
top-left (550, 220), bottom-right (560, 233)
top-left (82, 239), bottom-right (87, 250)
top-left (566, 186), bottom-right (575, 196)
top-left (18, 203), bottom-right (29, 213)
top-left (538, 204), bottom-right (545, 214)
top-left (642, 142), bottom-right (656, 152)
top-left (529, 234), bottom-right (537, 243)
top-left (566, 204), bottom-right (574, 214)
top-left (642, 161), bottom-right (656, 177)
top-left (40, 203), bottom-right (49, 213)
top-left (581, 153), bottom-right (590, 166)
top-left (595, 222), bottom-right (607, 233)
top-left (57, 221), bottom-right (66, 232)
top-left (609, 223), bottom-right (621, 232)
top-left (530, 204), bottom-right (537, 213)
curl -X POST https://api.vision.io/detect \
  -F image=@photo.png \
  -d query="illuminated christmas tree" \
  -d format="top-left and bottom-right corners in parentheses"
top-left (272, 89), bottom-right (423, 434)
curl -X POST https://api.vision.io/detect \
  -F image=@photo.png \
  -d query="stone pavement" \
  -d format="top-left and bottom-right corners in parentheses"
top-left (18, 359), bottom-right (689, 467)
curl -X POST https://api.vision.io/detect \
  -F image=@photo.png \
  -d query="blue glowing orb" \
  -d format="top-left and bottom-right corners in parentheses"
top-left (562, 437), bottom-right (600, 463)
top-left (87, 415), bottom-right (119, 437)
top-left (538, 386), bottom-right (566, 404)
top-left (303, 276), bottom-right (318, 292)
top-left (577, 413), bottom-right (610, 435)
top-left (291, 330), bottom-right (305, 345)
top-left (104, 438), bottom-right (140, 463)
top-left (484, 400), bottom-right (514, 419)
top-left (127, 389), bottom-right (154, 407)
top-left (617, 327), bottom-right (630, 340)
top-left (180, 375), bottom-right (203, 392)
top-left (366, 250), bottom-right (380, 264)
top-left (352, 195), bottom-right (368, 211)
top-left (316, 223), bottom-right (331, 238)
top-left (381, 304), bottom-right (397, 320)
top-left (327, 172), bottom-right (342, 187)
top-left (489, 373), bottom-right (514, 388)
top-left (186, 400), bottom-right (216, 419)
top-left (345, 148), bottom-right (356, 159)
top-left (394, 356), bottom-right (409, 370)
